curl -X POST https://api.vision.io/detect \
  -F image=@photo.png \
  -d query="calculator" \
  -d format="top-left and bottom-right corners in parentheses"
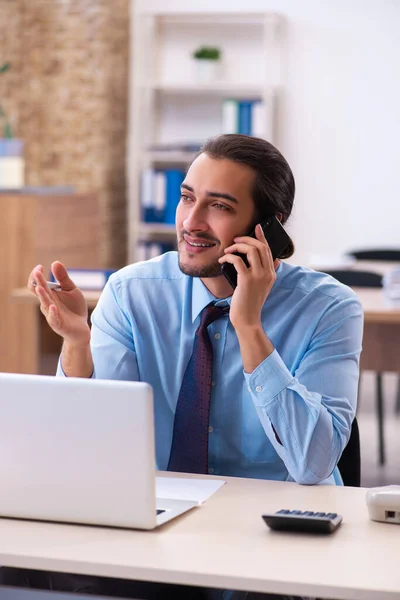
top-left (262, 509), bottom-right (343, 534)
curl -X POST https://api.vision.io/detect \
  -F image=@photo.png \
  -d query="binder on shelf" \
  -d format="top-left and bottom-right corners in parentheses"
top-left (141, 168), bottom-right (156, 223)
top-left (252, 100), bottom-right (266, 139)
top-left (154, 170), bottom-right (167, 222)
top-left (220, 99), bottom-right (266, 138)
top-left (221, 99), bottom-right (238, 134)
top-left (238, 101), bottom-right (253, 136)
top-left (164, 169), bottom-right (185, 224)
top-left (140, 168), bottom-right (185, 224)
top-left (50, 269), bottom-right (115, 290)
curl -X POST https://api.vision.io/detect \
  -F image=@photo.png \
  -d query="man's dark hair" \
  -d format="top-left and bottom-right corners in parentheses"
top-left (195, 134), bottom-right (295, 259)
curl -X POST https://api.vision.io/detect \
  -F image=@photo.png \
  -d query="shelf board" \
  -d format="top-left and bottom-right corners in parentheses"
top-left (153, 13), bottom-right (283, 27)
top-left (138, 223), bottom-right (176, 237)
top-left (149, 83), bottom-right (268, 97)
top-left (146, 150), bottom-right (196, 164)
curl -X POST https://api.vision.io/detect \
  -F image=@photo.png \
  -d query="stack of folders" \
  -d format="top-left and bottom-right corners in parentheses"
top-left (221, 99), bottom-right (268, 138)
top-left (141, 168), bottom-right (186, 224)
top-left (50, 269), bottom-right (115, 290)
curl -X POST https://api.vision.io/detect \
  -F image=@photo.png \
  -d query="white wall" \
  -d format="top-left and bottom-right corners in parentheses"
top-left (134, 0), bottom-right (400, 263)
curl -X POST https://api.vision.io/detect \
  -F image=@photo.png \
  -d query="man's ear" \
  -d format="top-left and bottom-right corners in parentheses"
top-left (276, 213), bottom-right (283, 223)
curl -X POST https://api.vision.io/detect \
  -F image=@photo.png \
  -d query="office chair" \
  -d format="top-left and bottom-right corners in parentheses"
top-left (347, 248), bottom-right (400, 262)
top-left (323, 269), bottom-right (383, 288)
top-left (337, 417), bottom-right (361, 487)
top-left (347, 248), bottom-right (400, 416)
top-left (323, 269), bottom-right (386, 466)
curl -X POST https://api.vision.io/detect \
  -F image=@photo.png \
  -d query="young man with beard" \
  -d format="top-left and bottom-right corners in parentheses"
top-left (4, 134), bottom-right (363, 600)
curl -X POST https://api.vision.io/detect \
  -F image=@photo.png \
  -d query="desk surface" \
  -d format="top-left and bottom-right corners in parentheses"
top-left (0, 474), bottom-right (398, 600)
top-left (352, 287), bottom-right (400, 323)
top-left (11, 286), bottom-right (400, 324)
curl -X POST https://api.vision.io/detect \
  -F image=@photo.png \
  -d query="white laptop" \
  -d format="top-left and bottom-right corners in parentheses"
top-left (0, 373), bottom-right (198, 529)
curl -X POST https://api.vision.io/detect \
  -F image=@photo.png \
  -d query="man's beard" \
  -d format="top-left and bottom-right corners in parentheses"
top-left (177, 234), bottom-right (223, 278)
top-left (178, 256), bottom-right (223, 278)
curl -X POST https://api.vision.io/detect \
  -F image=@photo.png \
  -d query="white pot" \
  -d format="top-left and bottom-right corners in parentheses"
top-left (193, 59), bottom-right (221, 85)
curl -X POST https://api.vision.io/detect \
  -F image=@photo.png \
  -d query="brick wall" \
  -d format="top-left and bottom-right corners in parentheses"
top-left (0, 0), bottom-right (130, 268)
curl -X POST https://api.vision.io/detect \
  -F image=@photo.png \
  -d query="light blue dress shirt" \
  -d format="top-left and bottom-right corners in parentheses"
top-left (57, 252), bottom-right (363, 485)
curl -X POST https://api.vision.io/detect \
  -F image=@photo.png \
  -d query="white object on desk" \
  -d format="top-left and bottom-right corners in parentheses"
top-left (383, 267), bottom-right (400, 305)
top-left (366, 485), bottom-right (400, 524)
top-left (156, 477), bottom-right (225, 505)
top-left (0, 373), bottom-right (197, 530)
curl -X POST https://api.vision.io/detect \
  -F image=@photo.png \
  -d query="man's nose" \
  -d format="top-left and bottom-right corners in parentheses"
top-left (183, 206), bottom-right (208, 232)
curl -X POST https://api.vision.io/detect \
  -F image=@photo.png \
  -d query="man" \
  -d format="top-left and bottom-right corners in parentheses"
top-left (5, 135), bottom-right (363, 599)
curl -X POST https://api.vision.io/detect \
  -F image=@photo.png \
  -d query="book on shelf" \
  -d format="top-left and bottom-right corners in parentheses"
top-left (221, 98), bottom-right (268, 138)
top-left (50, 269), bottom-right (115, 290)
top-left (140, 168), bottom-right (186, 224)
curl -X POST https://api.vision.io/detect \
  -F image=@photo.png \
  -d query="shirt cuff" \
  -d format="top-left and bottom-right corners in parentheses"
top-left (244, 348), bottom-right (295, 406)
top-left (56, 357), bottom-right (67, 377)
top-left (56, 357), bottom-right (95, 378)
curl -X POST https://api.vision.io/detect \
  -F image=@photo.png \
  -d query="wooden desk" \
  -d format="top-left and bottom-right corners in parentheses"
top-left (353, 288), bottom-right (400, 372)
top-left (311, 260), bottom-right (400, 370)
top-left (0, 474), bottom-right (398, 600)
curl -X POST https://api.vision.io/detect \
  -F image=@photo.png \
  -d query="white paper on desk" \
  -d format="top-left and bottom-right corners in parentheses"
top-left (156, 477), bottom-right (225, 505)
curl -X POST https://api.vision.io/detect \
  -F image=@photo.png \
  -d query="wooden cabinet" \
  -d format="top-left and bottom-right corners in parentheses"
top-left (0, 192), bottom-right (100, 374)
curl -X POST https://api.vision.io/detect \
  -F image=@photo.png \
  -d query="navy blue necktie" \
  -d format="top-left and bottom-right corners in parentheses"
top-left (167, 303), bottom-right (229, 474)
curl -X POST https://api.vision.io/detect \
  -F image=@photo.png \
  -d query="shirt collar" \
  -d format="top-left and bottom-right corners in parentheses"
top-left (191, 277), bottom-right (231, 323)
top-left (190, 260), bottom-right (284, 323)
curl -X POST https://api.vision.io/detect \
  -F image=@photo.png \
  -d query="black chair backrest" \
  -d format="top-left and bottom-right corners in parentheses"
top-left (348, 249), bottom-right (400, 261)
top-left (338, 417), bottom-right (361, 487)
top-left (323, 269), bottom-right (383, 288)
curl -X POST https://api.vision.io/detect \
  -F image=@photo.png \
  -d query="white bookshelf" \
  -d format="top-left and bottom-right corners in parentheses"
top-left (127, 10), bottom-right (286, 263)
top-left (150, 83), bottom-right (267, 96)
top-left (145, 150), bottom-right (196, 165)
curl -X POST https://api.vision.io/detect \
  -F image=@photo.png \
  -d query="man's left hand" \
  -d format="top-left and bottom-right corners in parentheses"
top-left (218, 223), bottom-right (279, 334)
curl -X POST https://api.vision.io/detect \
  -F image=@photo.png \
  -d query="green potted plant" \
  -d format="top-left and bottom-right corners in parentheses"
top-left (192, 46), bottom-right (222, 84)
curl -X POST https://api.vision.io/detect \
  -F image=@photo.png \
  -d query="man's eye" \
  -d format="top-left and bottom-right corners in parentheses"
top-left (180, 194), bottom-right (193, 202)
top-left (214, 203), bottom-right (230, 211)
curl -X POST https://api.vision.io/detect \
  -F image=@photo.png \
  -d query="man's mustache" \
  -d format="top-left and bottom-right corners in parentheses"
top-left (179, 231), bottom-right (219, 244)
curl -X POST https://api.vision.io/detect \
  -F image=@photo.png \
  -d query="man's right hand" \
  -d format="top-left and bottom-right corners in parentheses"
top-left (28, 261), bottom-right (91, 346)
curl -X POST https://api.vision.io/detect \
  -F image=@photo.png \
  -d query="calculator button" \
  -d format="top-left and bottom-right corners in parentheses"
top-left (314, 512), bottom-right (327, 517)
top-left (289, 510), bottom-right (303, 515)
top-left (302, 511), bottom-right (315, 516)
top-left (277, 509), bottom-right (290, 514)
top-left (325, 513), bottom-right (338, 519)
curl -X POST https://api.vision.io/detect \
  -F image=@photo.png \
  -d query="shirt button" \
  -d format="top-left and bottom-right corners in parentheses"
top-left (214, 333), bottom-right (221, 340)
top-left (208, 467), bottom-right (214, 474)
top-left (211, 381), bottom-right (216, 387)
top-left (208, 426), bottom-right (214, 433)
top-left (255, 385), bottom-right (263, 392)
top-left (247, 386), bottom-right (251, 392)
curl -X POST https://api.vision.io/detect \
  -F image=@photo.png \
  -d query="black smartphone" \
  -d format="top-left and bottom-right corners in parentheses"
top-left (221, 216), bottom-right (292, 289)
